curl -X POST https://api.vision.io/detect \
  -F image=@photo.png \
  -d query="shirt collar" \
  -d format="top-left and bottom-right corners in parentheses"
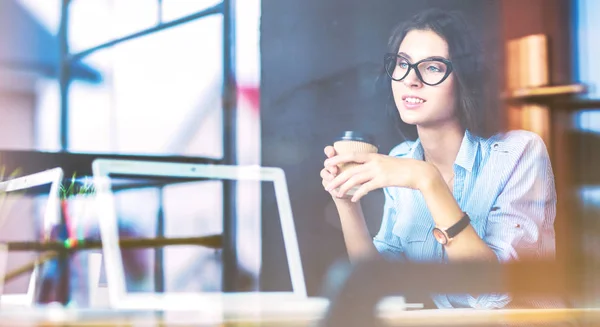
top-left (454, 129), bottom-right (479, 172)
top-left (407, 139), bottom-right (424, 161)
top-left (407, 129), bottom-right (479, 173)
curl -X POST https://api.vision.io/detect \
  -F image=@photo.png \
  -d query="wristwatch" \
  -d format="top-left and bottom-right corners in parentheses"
top-left (432, 213), bottom-right (471, 245)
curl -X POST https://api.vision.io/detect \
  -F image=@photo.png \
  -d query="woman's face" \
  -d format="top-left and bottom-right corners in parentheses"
top-left (391, 29), bottom-right (457, 128)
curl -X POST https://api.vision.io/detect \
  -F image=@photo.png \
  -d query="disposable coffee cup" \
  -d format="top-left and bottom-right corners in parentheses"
top-left (332, 131), bottom-right (378, 196)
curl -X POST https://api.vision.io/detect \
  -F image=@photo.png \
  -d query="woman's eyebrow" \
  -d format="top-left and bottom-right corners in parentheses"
top-left (397, 52), bottom-right (412, 60)
top-left (397, 52), bottom-right (449, 61)
top-left (427, 55), bottom-right (449, 61)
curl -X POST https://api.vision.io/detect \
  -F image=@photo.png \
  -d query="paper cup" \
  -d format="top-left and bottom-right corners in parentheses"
top-left (332, 131), bottom-right (378, 196)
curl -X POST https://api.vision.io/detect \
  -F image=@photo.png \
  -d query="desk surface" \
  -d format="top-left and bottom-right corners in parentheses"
top-left (0, 305), bottom-right (598, 326)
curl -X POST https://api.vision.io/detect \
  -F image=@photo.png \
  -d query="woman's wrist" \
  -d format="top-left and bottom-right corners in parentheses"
top-left (418, 163), bottom-right (464, 227)
top-left (333, 196), bottom-right (358, 208)
top-left (415, 161), bottom-right (443, 192)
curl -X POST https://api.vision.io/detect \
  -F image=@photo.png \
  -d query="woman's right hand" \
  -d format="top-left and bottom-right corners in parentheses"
top-left (321, 146), bottom-right (352, 203)
top-left (321, 146), bottom-right (339, 197)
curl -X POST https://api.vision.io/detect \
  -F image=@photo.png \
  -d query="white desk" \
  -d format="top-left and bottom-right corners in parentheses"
top-left (0, 296), bottom-right (596, 326)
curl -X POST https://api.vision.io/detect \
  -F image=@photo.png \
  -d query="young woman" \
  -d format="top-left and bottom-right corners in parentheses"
top-left (320, 8), bottom-right (556, 309)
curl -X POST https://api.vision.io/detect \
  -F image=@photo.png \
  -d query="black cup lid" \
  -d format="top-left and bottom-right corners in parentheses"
top-left (335, 131), bottom-right (376, 145)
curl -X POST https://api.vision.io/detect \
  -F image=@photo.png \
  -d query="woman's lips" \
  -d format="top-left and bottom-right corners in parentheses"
top-left (401, 95), bottom-right (426, 110)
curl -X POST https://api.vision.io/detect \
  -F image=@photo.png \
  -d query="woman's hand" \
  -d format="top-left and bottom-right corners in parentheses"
top-left (324, 152), bottom-right (435, 202)
top-left (320, 146), bottom-right (349, 201)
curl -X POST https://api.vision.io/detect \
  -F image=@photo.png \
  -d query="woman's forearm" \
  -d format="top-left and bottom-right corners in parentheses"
top-left (334, 199), bottom-right (380, 262)
top-left (420, 167), bottom-right (496, 262)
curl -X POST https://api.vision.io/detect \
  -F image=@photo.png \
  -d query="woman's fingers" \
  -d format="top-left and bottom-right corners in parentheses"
top-left (323, 146), bottom-right (339, 176)
top-left (327, 164), bottom-right (369, 192)
top-left (326, 164), bottom-right (338, 176)
top-left (324, 153), bottom-right (370, 167)
top-left (337, 173), bottom-right (370, 198)
top-left (320, 168), bottom-right (336, 192)
top-left (321, 168), bottom-right (340, 198)
top-left (324, 146), bottom-right (336, 158)
top-left (350, 181), bottom-right (376, 202)
top-left (320, 168), bottom-right (334, 181)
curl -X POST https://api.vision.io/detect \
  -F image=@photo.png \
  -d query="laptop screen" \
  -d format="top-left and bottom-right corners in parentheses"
top-left (100, 174), bottom-right (230, 293)
top-left (0, 182), bottom-right (56, 295)
top-left (98, 171), bottom-right (302, 295)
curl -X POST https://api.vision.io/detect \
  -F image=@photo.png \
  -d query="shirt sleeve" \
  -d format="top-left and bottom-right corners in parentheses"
top-left (373, 187), bottom-right (406, 262)
top-left (470, 133), bottom-right (557, 309)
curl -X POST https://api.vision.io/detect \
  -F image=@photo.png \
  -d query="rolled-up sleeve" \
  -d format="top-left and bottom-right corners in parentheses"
top-left (470, 133), bottom-right (557, 309)
top-left (373, 187), bottom-right (406, 262)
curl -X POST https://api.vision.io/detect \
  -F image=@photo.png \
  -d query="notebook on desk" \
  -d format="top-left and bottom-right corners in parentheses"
top-left (91, 159), bottom-right (308, 311)
top-left (0, 168), bottom-right (63, 307)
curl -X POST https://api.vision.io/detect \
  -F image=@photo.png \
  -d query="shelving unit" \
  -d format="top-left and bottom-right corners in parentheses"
top-left (501, 20), bottom-right (600, 303)
top-left (502, 84), bottom-right (587, 102)
top-left (503, 86), bottom-right (600, 305)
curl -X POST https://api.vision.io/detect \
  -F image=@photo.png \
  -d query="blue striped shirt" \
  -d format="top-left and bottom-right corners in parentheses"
top-left (373, 129), bottom-right (557, 309)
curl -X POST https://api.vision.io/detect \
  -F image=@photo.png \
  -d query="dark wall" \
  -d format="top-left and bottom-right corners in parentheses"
top-left (260, 0), bottom-right (501, 296)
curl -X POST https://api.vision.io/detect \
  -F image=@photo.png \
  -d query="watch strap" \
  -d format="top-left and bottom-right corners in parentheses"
top-left (445, 213), bottom-right (471, 238)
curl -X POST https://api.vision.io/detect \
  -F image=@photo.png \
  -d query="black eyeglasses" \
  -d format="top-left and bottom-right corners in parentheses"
top-left (384, 53), bottom-right (453, 86)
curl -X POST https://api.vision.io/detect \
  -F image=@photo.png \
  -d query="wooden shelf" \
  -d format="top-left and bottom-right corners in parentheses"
top-left (502, 84), bottom-right (587, 101)
top-left (552, 98), bottom-right (600, 110)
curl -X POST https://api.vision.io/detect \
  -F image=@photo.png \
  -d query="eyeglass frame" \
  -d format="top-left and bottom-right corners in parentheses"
top-left (384, 53), bottom-right (454, 86)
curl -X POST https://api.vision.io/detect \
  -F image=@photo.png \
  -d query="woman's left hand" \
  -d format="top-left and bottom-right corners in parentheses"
top-left (324, 153), bottom-right (434, 202)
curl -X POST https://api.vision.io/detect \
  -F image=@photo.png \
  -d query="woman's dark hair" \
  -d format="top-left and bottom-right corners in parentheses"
top-left (382, 8), bottom-right (491, 140)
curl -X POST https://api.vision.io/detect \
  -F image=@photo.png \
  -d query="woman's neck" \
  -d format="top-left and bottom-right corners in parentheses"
top-left (417, 122), bottom-right (464, 171)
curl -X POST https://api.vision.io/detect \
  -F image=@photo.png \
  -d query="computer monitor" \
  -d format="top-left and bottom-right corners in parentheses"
top-left (0, 168), bottom-right (63, 306)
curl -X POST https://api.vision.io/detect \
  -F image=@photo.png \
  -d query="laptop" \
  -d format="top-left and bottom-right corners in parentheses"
top-left (91, 158), bottom-right (310, 313)
top-left (91, 159), bottom-right (420, 320)
top-left (0, 168), bottom-right (63, 307)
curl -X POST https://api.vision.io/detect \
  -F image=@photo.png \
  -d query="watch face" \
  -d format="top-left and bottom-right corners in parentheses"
top-left (432, 228), bottom-right (448, 245)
